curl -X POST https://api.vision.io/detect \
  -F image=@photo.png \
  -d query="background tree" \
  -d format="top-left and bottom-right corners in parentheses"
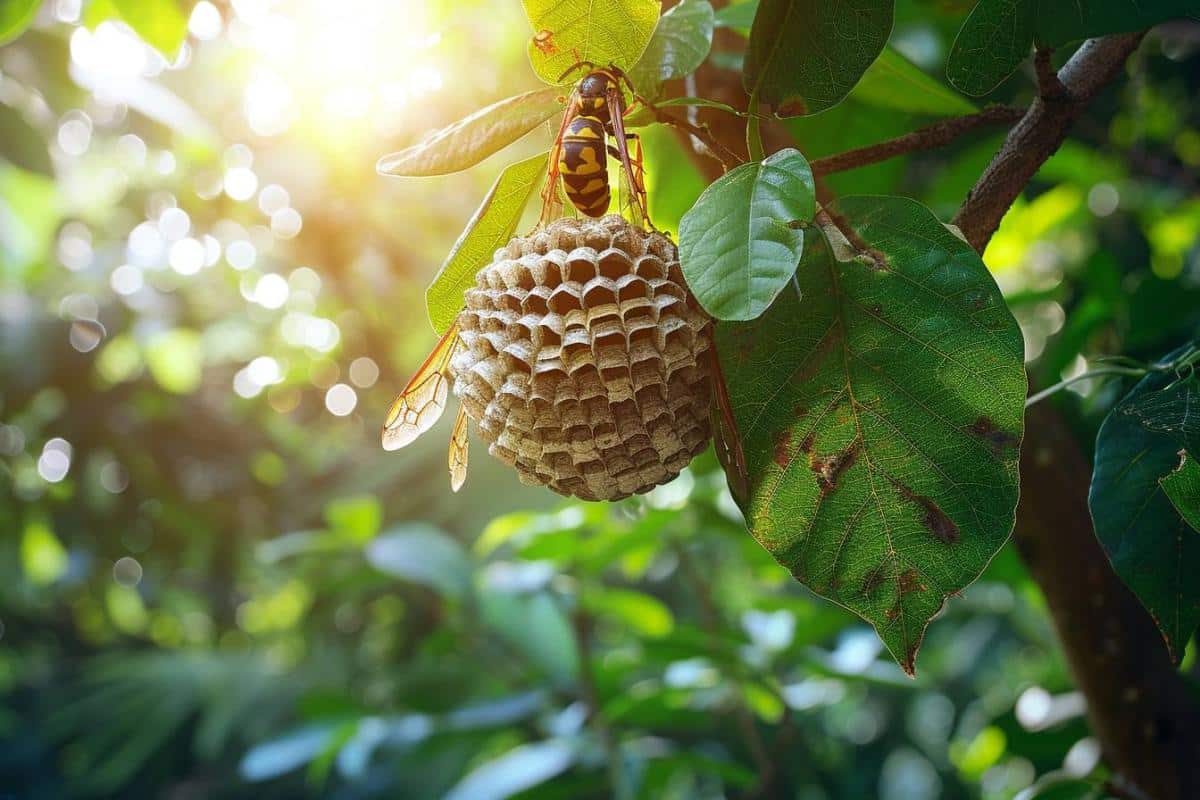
top-left (0, 1), bottom-right (1197, 799)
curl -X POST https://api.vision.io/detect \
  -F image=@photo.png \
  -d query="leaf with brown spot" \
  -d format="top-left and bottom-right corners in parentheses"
top-left (716, 196), bottom-right (1026, 675)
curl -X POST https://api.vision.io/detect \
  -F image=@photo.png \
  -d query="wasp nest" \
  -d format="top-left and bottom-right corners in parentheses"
top-left (451, 215), bottom-right (713, 501)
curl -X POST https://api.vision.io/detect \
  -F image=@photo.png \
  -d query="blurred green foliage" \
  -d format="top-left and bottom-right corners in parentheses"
top-left (0, 1), bottom-right (1197, 799)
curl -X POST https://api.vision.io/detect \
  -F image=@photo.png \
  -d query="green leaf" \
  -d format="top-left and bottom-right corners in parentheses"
top-left (522, 0), bottom-right (661, 85)
top-left (377, 88), bottom-right (561, 177)
top-left (946, 0), bottom-right (1034, 97)
top-left (1090, 357), bottom-right (1200, 660)
top-left (480, 590), bottom-right (579, 685)
top-left (584, 588), bottom-right (675, 637)
top-left (425, 151), bottom-right (548, 333)
top-left (947, 0), bottom-right (1196, 97)
top-left (22, 519), bottom-right (68, 585)
top-left (714, 0), bottom-right (758, 29)
top-left (111, 0), bottom-right (189, 58)
top-left (1034, 0), bottom-right (1197, 47)
top-left (323, 494), bottom-right (382, 541)
top-left (678, 148), bottom-right (815, 321)
top-left (144, 328), bottom-right (203, 394)
top-left (0, 103), bottom-right (52, 176)
top-left (715, 195), bottom-right (1026, 674)
top-left (365, 524), bottom-right (471, 598)
top-left (629, 0), bottom-right (714, 94)
top-left (240, 725), bottom-right (334, 782)
top-left (853, 47), bottom-right (977, 116)
top-left (743, 0), bottom-right (893, 116)
top-left (1161, 450), bottom-right (1200, 533)
top-left (0, 0), bottom-right (41, 45)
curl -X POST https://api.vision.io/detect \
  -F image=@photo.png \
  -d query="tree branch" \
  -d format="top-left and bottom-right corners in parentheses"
top-left (954, 32), bottom-right (1200, 800)
top-left (810, 105), bottom-right (1025, 176)
top-left (953, 33), bottom-right (1145, 251)
top-left (680, 22), bottom-right (1200, 800)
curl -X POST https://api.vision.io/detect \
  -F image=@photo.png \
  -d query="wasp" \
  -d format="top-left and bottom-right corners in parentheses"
top-left (381, 65), bottom-right (748, 499)
top-left (538, 62), bottom-right (649, 228)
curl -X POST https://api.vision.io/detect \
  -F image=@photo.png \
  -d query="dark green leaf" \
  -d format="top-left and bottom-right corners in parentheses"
top-left (1090, 358), bottom-right (1200, 660)
top-left (743, 0), bottom-right (893, 116)
top-left (522, 0), bottom-right (660, 85)
top-left (716, 196), bottom-right (1026, 674)
top-left (111, 0), bottom-right (189, 58)
top-left (855, 47), bottom-right (978, 116)
top-left (480, 590), bottom-right (578, 684)
top-left (425, 151), bottom-right (548, 333)
top-left (947, 0), bottom-right (1196, 97)
top-left (629, 0), bottom-right (714, 94)
top-left (1034, 0), bottom-right (1197, 47)
top-left (678, 148), bottom-right (815, 321)
top-left (0, 0), bottom-right (40, 44)
top-left (377, 89), bottom-right (560, 177)
top-left (714, 0), bottom-right (758, 29)
top-left (946, 0), bottom-right (1034, 97)
top-left (0, 104), bottom-right (52, 176)
top-left (1161, 450), bottom-right (1200, 534)
top-left (365, 524), bottom-right (472, 598)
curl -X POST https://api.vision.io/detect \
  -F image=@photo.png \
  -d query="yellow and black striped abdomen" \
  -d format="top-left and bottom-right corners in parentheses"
top-left (560, 116), bottom-right (610, 218)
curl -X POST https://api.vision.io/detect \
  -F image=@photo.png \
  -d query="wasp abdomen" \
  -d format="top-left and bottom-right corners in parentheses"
top-left (559, 116), bottom-right (610, 218)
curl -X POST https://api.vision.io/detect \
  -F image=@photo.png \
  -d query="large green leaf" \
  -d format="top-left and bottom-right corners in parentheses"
top-left (1090, 358), bottom-right (1200, 660)
top-left (743, 0), bottom-right (893, 116)
top-left (377, 88), bottom-right (561, 177)
top-left (629, 0), bottom-right (714, 95)
top-left (112, 0), bottom-right (189, 58)
top-left (947, 0), bottom-right (1195, 97)
top-left (716, 195), bottom-right (1026, 673)
top-left (1161, 450), bottom-right (1200, 534)
top-left (522, 0), bottom-right (660, 85)
top-left (0, 0), bottom-right (41, 44)
top-left (425, 151), bottom-right (548, 333)
top-left (1035, 0), bottom-right (1197, 46)
top-left (365, 523), bottom-right (472, 598)
top-left (854, 47), bottom-right (978, 116)
top-left (678, 148), bottom-right (815, 321)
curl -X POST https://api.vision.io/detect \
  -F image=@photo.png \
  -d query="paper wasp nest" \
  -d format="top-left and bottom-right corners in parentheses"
top-left (451, 215), bottom-right (713, 501)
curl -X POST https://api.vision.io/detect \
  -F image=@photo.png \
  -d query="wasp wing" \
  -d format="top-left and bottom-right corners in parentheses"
top-left (382, 322), bottom-right (461, 451)
top-left (607, 85), bottom-right (647, 229)
top-left (448, 405), bottom-right (469, 492)
top-left (539, 94), bottom-right (581, 227)
top-left (708, 340), bottom-right (750, 504)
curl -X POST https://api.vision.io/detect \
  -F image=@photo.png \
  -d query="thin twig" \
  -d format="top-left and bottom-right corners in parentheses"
top-left (651, 108), bottom-right (742, 171)
top-left (810, 105), bottom-right (1025, 176)
top-left (1024, 366), bottom-right (1147, 407)
top-left (569, 603), bottom-right (629, 799)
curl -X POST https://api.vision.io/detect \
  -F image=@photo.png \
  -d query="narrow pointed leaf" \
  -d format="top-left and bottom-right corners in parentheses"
top-left (1091, 355), bottom-right (1200, 660)
top-left (426, 151), bottom-right (548, 333)
top-left (629, 0), bottom-right (715, 94)
top-left (522, 0), bottom-right (660, 85)
top-left (854, 47), bottom-right (977, 116)
top-left (716, 196), bottom-right (1026, 674)
top-left (743, 0), bottom-right (893, 116)
top-left (679, 148), bottom-right (815, 321)
top-left (377, 89), bottom-right (561, 177)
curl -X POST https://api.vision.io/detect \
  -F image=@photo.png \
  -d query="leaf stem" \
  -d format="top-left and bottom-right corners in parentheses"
top-left (746, 94), bottom-right (765, 161)
top-left (1025, 366), bottom-right (1148, 407)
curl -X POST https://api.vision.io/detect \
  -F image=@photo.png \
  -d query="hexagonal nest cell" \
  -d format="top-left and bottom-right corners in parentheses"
top-left (451, 214), bottom-right (714, 501)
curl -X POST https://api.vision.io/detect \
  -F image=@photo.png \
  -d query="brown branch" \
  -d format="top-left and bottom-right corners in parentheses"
top-left (953, 33), bottom-right (1146, 251)
top-left (955, 33), bottom-right (1200, 800)
top-left (649, 107), bottom-right (742, 171)
top-left (1034, 47), bottom-right (1069, 100)
top-left (810, 105), bottom-right (1025, 176)
top-left (680, 21), bottom-right (1200, 800)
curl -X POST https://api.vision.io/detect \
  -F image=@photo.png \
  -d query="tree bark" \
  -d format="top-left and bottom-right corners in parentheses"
top-left (680, 21), bottom-right (1200, 800)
